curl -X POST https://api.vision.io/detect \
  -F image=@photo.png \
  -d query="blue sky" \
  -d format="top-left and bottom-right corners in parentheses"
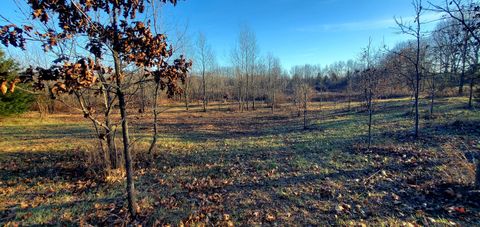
top-left (160, 0), bottom-right (445, 69)
top-left (0, 0), bottom-right (446, 69)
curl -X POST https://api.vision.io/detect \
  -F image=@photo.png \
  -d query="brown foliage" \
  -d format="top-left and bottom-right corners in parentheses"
top-left (0, 78), bottom-right (21, 95)
top-left (1, 0), bottom-right (191, 98)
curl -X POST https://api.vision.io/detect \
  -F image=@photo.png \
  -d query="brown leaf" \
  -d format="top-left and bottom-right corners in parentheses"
top-left (1, 80), bottom-right (7, 95)
top-left (33, 9), bottom-right (42, 18)
top-left (9, 78), bottom-right (20, 93)
top-left (20, 201), bottom-right (29, 209)
top-left (265, 213), bottom-right (275, 222)
top-left (454, 207), bottom-right (466, 214)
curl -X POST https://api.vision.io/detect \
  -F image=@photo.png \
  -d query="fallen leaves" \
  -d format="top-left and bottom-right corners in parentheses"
top-left (19, 201), bottom-right (29, 209)
top-left (1, 98), bottom-right (480, 226)
top-left (446, 206), bottom-right (466, 214)
top-left (265, 213), bottom-right (276, 222)
top-left (454, 207), bottom-right (466, 214)
top-left (335, 203), bottom-right (351, 213)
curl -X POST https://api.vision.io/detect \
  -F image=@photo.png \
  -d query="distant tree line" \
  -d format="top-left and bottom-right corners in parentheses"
top-left (138, 6), bottom-right (479, 112)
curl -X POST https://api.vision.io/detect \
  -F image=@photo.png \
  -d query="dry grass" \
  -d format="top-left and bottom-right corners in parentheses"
top-left (0, 97), bottom-right (479, 225)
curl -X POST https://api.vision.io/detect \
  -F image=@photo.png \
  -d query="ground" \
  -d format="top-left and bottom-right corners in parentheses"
top-left (1, 97), bottom-right (480, 226)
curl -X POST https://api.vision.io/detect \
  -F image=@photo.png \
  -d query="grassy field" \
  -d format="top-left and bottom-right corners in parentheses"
top-left (1, 97), bottom-right (480, 226)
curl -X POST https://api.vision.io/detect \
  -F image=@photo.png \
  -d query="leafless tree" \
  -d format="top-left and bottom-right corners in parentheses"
top-left (231, 25), bottom-right (259, 111)
top-left (395, 0), bottom-right (425, 138)
top-left (430, 0), bottom-right (480, 43)
top-left (360, 39), bottom-right (384, 149)
top-left (267, 54), bottom-right (281, 112)
top-left (195, 32), bottom-right (215, 112)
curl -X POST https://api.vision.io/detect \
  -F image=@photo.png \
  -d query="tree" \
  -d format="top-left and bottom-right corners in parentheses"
top-left (290, 66), bottom-right (303, 117)
top-left (395, 0), bottom-right (425, 138)
top-left (430, 0), bottom-right (480, 44)
top-left (231, 25), bottom-right (259, 111)
top-left (0, 49), bottom-right (34, 116)
top-left (290, 65), bottom-right (313, 129)
top-left (428, 41), bottom-right (440, 118)
top-left (345, 60), bottom-right (358, 111)
top-left (267, 53), bottom-right (281, 113)
top-left (468, 40), bottom-right (479, 109)
top-left (0, 0), bottom-right (191, 218)
top-left (195, 32), bottom-right (215, 112)
top-left (428, 21), bottom-right (463, 118)
top-left (431, 20), bottom-right (459, 107)
top-left (360, 39), bottom-right (381, 149)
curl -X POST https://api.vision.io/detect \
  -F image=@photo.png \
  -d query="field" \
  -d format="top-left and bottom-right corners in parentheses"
top-left (1, 97), bottom-right (480, 226)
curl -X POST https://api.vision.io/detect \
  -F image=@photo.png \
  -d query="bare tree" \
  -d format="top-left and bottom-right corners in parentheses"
top-left (360, 39), bottom-right (383, 149)
top-left (395, 0), bottom-right (425, 138)
top-left (267, 54), bottom-right (281, 113)
top-left (468, 39), bottom-right (479, 109)
top-left (290, 65), bottom-right (313, 129)
top-left (430, 0), bottom-right (480, 43)
top-left (195, 32), bottom-right (215, 112)
top-left (231, 25), bottom-right (259, 111)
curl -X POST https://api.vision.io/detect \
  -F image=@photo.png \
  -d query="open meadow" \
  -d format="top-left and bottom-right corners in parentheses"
top-left (1, 97), bottom-right (479, 226)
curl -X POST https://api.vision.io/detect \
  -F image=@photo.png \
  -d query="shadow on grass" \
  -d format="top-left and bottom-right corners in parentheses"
top-left (0, 151), bottom-right (88, 182)
top-left (1, 124), bottom-right (94, 140)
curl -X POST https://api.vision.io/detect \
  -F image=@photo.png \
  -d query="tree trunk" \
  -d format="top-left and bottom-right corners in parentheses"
top-left (252, 93), bottom-right (256, 110)
top-left (104, 87), bottom-right (118, 169)
top-left (347, 75), bottom-right (352, 111)
top-left (368, 92), bottom-right (373, 150)
top-left (303, 90), bottom-right (307, 130)
top-left (112, 9), bottom-right (137, 218)
top-left (252, 75), bottom-right (256, 111)
top-left (202, 68), bottom-right (207, 112)
top-left (113, 44), bottom-right (136, 219)
top-left (140, 75), bottom-right (146, 114)
top-left (272, 84), bottom-right (276, 113)
top-left (105, 125), bottom-right (117, 169)
top-left (238, 78), bottom-right (243, 112)
top-left (459, 36), bottom-right (468, 96)
top-left (148, 82), bottom-right (160, 156)
top-left (184, 78), bottom-right (189, 111)
top-left (469, 74), bottom-right (475, 109)
top-left (430, 74), bottom-right (435, 118)
top-left (414, 74), bottom-right (420, 137)
top-left (414, 15), bottom-right (421, 139)
top-left (117, 88), bottom-right (137, 218)
top-left (91, 118), bottom-right (107, 168)
top-left (245, 73), bottom-right (249, 111)
top-left (469, 49), bottom-right (478, 109)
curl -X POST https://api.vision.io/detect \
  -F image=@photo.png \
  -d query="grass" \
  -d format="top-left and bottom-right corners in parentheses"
top-left (0, 97), bottom-right (479, 225)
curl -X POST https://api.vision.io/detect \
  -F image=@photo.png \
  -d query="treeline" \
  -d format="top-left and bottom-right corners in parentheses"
top-left (140, 10), bottom-right (479, 112)
top-left (9, 2), bottom-right (478, 116)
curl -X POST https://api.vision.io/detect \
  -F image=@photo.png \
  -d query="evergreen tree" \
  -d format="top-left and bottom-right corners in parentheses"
top-left (0, 49), bottom-right (34, 116)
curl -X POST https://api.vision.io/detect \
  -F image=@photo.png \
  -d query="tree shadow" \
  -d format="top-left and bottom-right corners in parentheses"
top-left (0, 151), bottom-right (89, 182)
top-left (139, 120), bottom-right (480, 225)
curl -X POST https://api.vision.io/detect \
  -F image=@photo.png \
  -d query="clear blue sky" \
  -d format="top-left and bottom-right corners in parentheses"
top-left (160, 0), bottom-right (445, 69)
top-left (0, 0), bottom-right (445, 69)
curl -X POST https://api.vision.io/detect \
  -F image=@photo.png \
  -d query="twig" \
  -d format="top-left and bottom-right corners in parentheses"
top-left (363, 169), bottom-right (382, 185)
